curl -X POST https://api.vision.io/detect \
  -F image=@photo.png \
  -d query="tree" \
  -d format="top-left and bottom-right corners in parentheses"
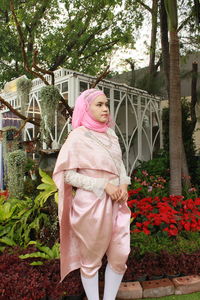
top-left (164, 0), bottom-right (182, 195)
top-left (0, 0), bottom-right (141, 88)
top-left (126, 0), bottom-right (160, 94)
top-left (0, 0), bottom-right (144, 145)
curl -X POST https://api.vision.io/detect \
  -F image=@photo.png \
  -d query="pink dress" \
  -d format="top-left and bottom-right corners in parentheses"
top-left (53, 126), bottom-right (131, 281)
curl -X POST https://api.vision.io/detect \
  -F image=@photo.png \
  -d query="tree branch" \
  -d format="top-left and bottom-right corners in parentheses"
top-left (26, 2), bottom-right (50, 53)
top-left (32, 49), bottom-right (55, 85)
top-left (0, 95), bottom-right (40, 127)
top-left (178, 12), bottom-right (193, 32)
top-left (9, 0), bottom-right (50, 86)
top-left (79, 40), bottom-right (120, 61)
top-left (137, 0), bottom-right (152, 13)
top-left (13, 117), bottom-right (32, 137)
top-left (59, 95), bottom-right (73, 117)
top-left (49, 8), bottom-right (111, 71)
top-left (78, 25), bottom-right (110, 56)
top-left (90, 65), bottom-right (110, 88)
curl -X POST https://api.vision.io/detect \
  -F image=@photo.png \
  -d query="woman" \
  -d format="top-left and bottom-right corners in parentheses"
top-left (53, 88), bottom-right (131, 300)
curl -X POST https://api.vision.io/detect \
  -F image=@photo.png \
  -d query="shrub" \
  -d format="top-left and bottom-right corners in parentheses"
top-left (7, 150), bottom-right (27, 199)
top-left (128, 191), bottom-right (200, 237)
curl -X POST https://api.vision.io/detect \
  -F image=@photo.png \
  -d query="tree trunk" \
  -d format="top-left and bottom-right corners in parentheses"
top-left (160, 0), bottom-right (170, 96)
top-left (147, 0), bottom-right (158, 93)
top-left (160, 0), bottom-right (190, 187)
top-left (130, 62), bottom-right (135, 87)
top-left (191, 62), bottom-right (198, 132)
top-left (149, 0), bottom-right (158, 76)
top-left (169, 30), bottom-right (182, 195)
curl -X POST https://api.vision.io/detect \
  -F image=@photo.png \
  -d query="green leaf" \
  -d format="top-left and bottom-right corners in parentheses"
top-left (54, 192), bottom-right (58, 204)
top-left (0, 237), bottom-right (16, 246)
top-left (30, 261), bottom-right (44, 266)
top-left (0, 246), bottom-right (6, 252)
top-left (37, 183), bottom-right (50, 190)
top-left (19, 251), bottom-right (49, 259)
top-left (36, 245), bottom-right (53, 257)
top-left (39, 168), bottom-right (55, 185)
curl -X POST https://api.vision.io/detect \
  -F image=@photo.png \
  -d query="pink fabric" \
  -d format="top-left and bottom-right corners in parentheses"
top-left (72, 88), bottom-right (111, 133)
top-left (53, 126), bottom-right (130, 281)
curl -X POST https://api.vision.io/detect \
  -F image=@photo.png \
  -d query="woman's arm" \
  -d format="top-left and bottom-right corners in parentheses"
top-left (65, 169), bottom-right (122, 201)
top-left (118, 162), bottom-right (130, 203)
top-left (64, 169), bottom-right (108, 198)
top-left (119, 162), bottom-right (131, 185)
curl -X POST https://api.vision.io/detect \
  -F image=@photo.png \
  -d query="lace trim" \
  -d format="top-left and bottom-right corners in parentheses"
top-left (64, 169), bottom-right (108, 198)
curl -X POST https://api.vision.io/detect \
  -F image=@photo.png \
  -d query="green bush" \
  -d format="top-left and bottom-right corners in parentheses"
top-left (0, 169), bottom-right (59, 250)
top-left (131, 231), bottom-right (200, 257)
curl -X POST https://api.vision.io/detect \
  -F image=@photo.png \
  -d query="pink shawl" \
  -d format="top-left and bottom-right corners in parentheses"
top-left (53, 126), bottom-right (120, 281)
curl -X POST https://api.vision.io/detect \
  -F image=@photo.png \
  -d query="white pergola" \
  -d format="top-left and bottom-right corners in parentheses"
top-left (0, 68), bottom-right (162, 176)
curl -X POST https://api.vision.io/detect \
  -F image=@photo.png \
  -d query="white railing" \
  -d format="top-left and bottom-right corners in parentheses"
top-left (0, 68), bottom-right (162, 174)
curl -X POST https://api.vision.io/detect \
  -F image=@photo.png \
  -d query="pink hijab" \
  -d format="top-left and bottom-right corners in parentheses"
top-left (72, 88), bottom-right (112, 133)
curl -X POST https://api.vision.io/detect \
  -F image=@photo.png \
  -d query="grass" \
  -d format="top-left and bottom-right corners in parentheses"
top-left (143, 292), bottom-right (200, 299)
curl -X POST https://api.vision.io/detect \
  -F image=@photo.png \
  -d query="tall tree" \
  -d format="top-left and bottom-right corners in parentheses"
top-left (164, 0), bottom-right (182, 195)
top-left (128, 0), bottom-right (159, 93)
top-left (0, 0), bottom-right (141, 88)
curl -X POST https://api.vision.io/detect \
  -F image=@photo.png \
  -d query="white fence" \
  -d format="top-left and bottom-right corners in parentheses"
top-left (0, 68), bottom-right (162, 176)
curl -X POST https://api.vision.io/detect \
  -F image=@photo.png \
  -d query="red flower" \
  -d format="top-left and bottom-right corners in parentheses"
top-left (128, 188), bottom-right (142, 197)
top-left (163, 224), bottom-right (178, 236)
top-left (143, 227), bottom-right (151, 235)
top-left (194, 198), bottom-right (200, 206)
top-left (183, 222), bottom-right (190, 231)
top-left (136, 222), bottom-right (143, 228)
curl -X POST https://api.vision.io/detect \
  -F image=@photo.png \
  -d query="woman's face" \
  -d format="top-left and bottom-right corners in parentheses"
top-left (89, 95), bottom-right (109, 123)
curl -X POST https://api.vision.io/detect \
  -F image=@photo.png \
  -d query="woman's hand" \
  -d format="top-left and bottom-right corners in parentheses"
top-left (105, 183), bottom-right (121, 201)
top-left (117, 184), bottom-right (128, 203)
top-left (105, 183), bottom-right (128, 203)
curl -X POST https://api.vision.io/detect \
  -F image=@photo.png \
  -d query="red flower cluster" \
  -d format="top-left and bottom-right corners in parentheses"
top-left (128, 191), bottom-right (200, 237)
top-left (0, 190), bottom-right (8, 199)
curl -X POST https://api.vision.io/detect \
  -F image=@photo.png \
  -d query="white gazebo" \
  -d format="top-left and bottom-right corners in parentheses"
top-left (0, 68), bottom-right (162, 186)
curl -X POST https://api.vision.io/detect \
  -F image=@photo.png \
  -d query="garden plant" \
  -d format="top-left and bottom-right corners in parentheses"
top-left (1, 155), bottom-right (200, 299)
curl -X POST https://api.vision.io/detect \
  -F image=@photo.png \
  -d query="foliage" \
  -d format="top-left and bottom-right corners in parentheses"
top-left (2, 126), bottom-right (20, 186)
top-left (0, 169), bottom-right (58, 249)
top-left (128, 189), bottom-right (200, 237)
top-left (130, 153), bottom-right (169, 198)
top-left (35, 168), bottom-right (58, 206)
top-left (7, 150), bottom-right (27, 199)
top-left (19, 241), bottom-right (60, 265)
top-left (23, 158), bottom-right (39, 197)
top-left (162, 99), bottom-right (198, 185)
top-left (0, 0), bottom-right (142, 87)
top-left (40, 85), bottom-right (60, 144)
top-left (16, 76), bottom-right (32, 114)
top-left (0, 249), bottom-right (84, 299)
top-left (130, 231), bottom-right (200, 256)
top-left (135, 68), bottom-right (166, 96)
top-left (0, 196), bottom-right (49, 248)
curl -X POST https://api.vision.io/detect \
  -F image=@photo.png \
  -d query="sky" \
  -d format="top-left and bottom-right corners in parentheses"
top-left (109, 18), bottom-right (150, 73)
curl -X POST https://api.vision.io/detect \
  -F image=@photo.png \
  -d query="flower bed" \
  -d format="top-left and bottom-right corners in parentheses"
top-left (125, 166), bottom-right (200, 281)
top-left (128, 192), bottom-right (200, 236)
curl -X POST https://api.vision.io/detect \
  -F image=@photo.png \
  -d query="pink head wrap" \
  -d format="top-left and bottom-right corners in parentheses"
top-left (72, 88), bottom-right (112, 132)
